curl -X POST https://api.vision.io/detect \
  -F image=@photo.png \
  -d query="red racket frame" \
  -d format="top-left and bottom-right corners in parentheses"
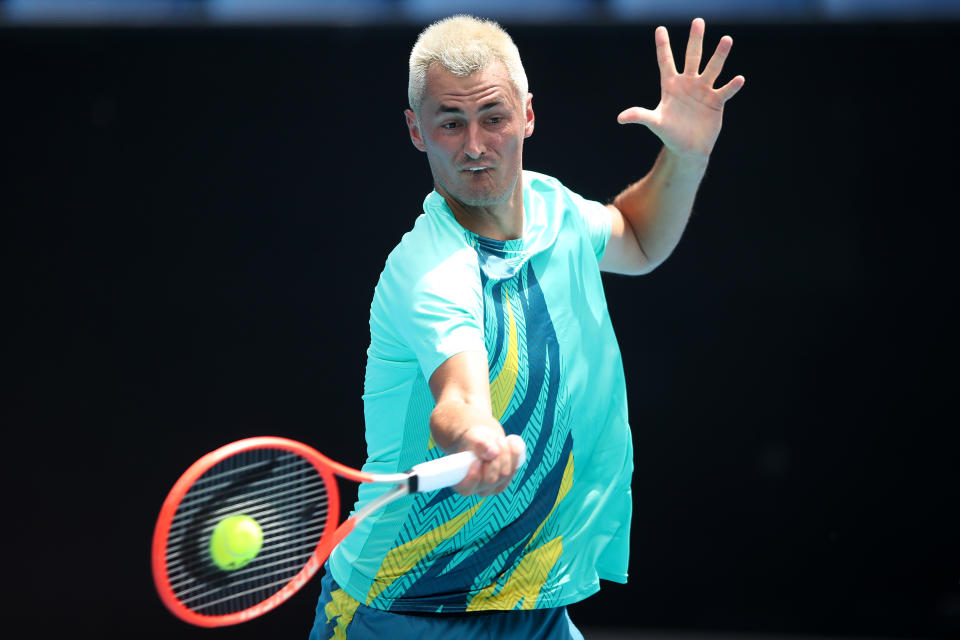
top-left (151, 436), bottom-right (374, 627)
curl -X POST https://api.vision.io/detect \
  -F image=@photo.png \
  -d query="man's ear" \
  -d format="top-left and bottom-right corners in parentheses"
top-left (405, 109), bottom-right (427, 152)
top-left (524, 93), bottom-right (535, 139)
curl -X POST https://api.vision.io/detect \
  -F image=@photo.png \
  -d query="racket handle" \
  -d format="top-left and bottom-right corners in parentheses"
top-left (411, 451), bottom-right (475, 492)
top-left (411, 435), bottom-right (527, 493)
top-left (507, 434), bottom-right (527, 468)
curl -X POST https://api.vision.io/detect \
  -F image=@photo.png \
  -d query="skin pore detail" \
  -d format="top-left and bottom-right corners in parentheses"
top-left (405, 58), bottom-right (535, 241)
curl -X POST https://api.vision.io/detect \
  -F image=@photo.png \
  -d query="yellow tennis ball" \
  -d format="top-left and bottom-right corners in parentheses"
top-left (209, 514), bottom-right (263, 571)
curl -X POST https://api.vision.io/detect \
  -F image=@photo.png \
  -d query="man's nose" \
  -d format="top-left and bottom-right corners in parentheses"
top-left (464, 122), bottom-right (485, 160)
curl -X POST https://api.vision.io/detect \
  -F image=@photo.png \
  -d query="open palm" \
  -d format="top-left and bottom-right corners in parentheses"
top-left (618, 18), bottom-right (745, 158)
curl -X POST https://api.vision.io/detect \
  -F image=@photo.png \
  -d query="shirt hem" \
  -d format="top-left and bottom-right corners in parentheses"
top-left (340, 581), bottom-right (606, 614)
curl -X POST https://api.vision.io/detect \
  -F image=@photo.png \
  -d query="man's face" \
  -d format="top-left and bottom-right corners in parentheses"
top-left (405, 59), bottom-right (534, 209)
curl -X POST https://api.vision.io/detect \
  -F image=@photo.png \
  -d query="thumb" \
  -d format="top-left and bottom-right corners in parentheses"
top-left (617, 106), bottom-right (657, 126)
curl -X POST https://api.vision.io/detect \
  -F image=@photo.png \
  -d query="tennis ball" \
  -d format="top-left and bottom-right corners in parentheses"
top-left (209, 514), bottom-right (263, 571)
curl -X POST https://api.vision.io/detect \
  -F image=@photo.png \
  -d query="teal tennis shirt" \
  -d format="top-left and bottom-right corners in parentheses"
top-left (328, 170), bottom-right (633, 613)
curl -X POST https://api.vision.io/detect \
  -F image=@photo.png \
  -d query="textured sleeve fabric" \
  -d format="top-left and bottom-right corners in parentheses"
top-left (558, 181), bottom-right (613, 263)
top-left (368, 213), bottom-right (487, 383)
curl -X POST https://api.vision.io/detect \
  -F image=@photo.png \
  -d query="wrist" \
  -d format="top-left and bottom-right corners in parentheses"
top-left (661, 145), bottom-right (710, 174)
top-left (429, 402), bottom-right (503, 455)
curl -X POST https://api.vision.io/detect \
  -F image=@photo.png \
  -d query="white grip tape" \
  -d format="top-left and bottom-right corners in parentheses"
top-left (411, 435), bottom-right (527, 493)
top-left (508, 434), bottom-right (527, 468)
top-left (411, 451), bottom-right (476, 493)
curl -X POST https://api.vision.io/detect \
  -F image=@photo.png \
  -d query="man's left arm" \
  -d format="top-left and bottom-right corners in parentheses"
top-left (600, 17), bottom-right (745, 276)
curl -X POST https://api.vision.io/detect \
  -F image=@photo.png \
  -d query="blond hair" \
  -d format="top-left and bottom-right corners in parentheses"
top-left (408, 15), bottom-right (528, 116)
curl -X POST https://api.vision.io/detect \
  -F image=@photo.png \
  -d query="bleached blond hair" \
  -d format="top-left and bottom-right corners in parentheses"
top-left (408, 15), bottom-right (528, 116)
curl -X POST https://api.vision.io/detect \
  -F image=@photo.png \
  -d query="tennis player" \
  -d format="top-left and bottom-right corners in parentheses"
top-left (309, 15), bottom-right (743, 639)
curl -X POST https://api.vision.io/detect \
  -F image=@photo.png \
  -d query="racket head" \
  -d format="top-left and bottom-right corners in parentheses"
top-left (151, 437), bottom-right (344, 627)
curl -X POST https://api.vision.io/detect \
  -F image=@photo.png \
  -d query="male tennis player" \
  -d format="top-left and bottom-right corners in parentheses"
top-left (309, 15), bottom-right (743, 639)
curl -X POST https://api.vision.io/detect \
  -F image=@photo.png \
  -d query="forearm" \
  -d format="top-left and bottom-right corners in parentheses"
top-left (613, 147), bottom-right (709, 268)
top-left (429, 398), bottom-right (504, 455)
top-left (426, 353), bottom-right (522, 495)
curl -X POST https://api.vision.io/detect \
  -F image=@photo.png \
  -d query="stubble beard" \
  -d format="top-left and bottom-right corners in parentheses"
top-left (434, 167), bottom-right (520, 209)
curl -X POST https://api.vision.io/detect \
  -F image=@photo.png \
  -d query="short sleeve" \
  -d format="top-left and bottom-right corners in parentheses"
top-left (371, 242), bottom-right (487, 383)
top-left (562, 185), bottom-right (613, 263)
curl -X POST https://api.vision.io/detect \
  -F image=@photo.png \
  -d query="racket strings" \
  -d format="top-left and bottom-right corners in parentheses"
top-left (168, 458), bottom-right (315, 511)
top-left (169, 546), bottom-right (319, 601)
top-left (163, 448), bottom-right (330, 616)
top-left (165, 510), bottom-right (328, 570)
top-left (165, 484), bottom-right (329, 543)
top-left (164, 509), bottom-right (328, 572)
top-left (166, 521), bottom-right (328, 594)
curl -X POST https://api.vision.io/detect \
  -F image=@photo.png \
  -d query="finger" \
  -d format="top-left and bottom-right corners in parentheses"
top-left (701, 35), bottom-right (733, 87)
top-left (653, 25), bottom-right (677, 80)
top-left (466, 427), bottom-right (501, 461)
top-left (453, 460), bottom-right (483, 495)
top-left (715, 74), bottom-right (746, 103)
top-left (684, 17), bottom-right (706, 76)
top-left (483, 455), bottom-right (503, 486)
top-left (481, 475), bottom-right (509, 497)
top-left (480, 439), bottom-right (501, 460)
top-left (482, 437), bottom-right (509, 485)
top-left (617, 106), bottom-right (658, 127)
top-left (475, 439), bottom-right (524, 496)
top-left (478, 465), bottom-right (506, 496)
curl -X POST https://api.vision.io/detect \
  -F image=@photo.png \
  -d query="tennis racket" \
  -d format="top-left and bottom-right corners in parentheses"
top-left (151, 435), bottom-right (525, 627)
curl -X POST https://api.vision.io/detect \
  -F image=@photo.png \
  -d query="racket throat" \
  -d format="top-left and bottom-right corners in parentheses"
top-left (351, 484), bottom-right (409, 523)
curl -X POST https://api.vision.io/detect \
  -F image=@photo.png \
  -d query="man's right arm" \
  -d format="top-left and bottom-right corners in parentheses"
top-left (428, 350), bottom-right (525, 496)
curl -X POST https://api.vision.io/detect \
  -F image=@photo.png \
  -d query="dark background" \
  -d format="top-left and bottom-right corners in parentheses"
top-left (3, 18), bottom-right (959, 640)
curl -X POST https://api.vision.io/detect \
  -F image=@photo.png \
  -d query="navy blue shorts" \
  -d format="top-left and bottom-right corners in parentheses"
top-left (308, 567), bottom-right (584, 640)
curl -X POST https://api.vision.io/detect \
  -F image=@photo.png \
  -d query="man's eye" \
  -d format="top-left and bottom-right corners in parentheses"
top-left (441, 122), bottom-right (459, 130)
top-left (488, 117), bottom-right (503, 124)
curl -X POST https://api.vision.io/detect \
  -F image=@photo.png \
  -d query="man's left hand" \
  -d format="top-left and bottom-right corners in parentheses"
top-left (617, 17), bottom-right (745, 159)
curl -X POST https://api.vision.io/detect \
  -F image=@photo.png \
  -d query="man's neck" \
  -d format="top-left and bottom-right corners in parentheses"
top-left (437, 178), bottom-right (525, 241)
